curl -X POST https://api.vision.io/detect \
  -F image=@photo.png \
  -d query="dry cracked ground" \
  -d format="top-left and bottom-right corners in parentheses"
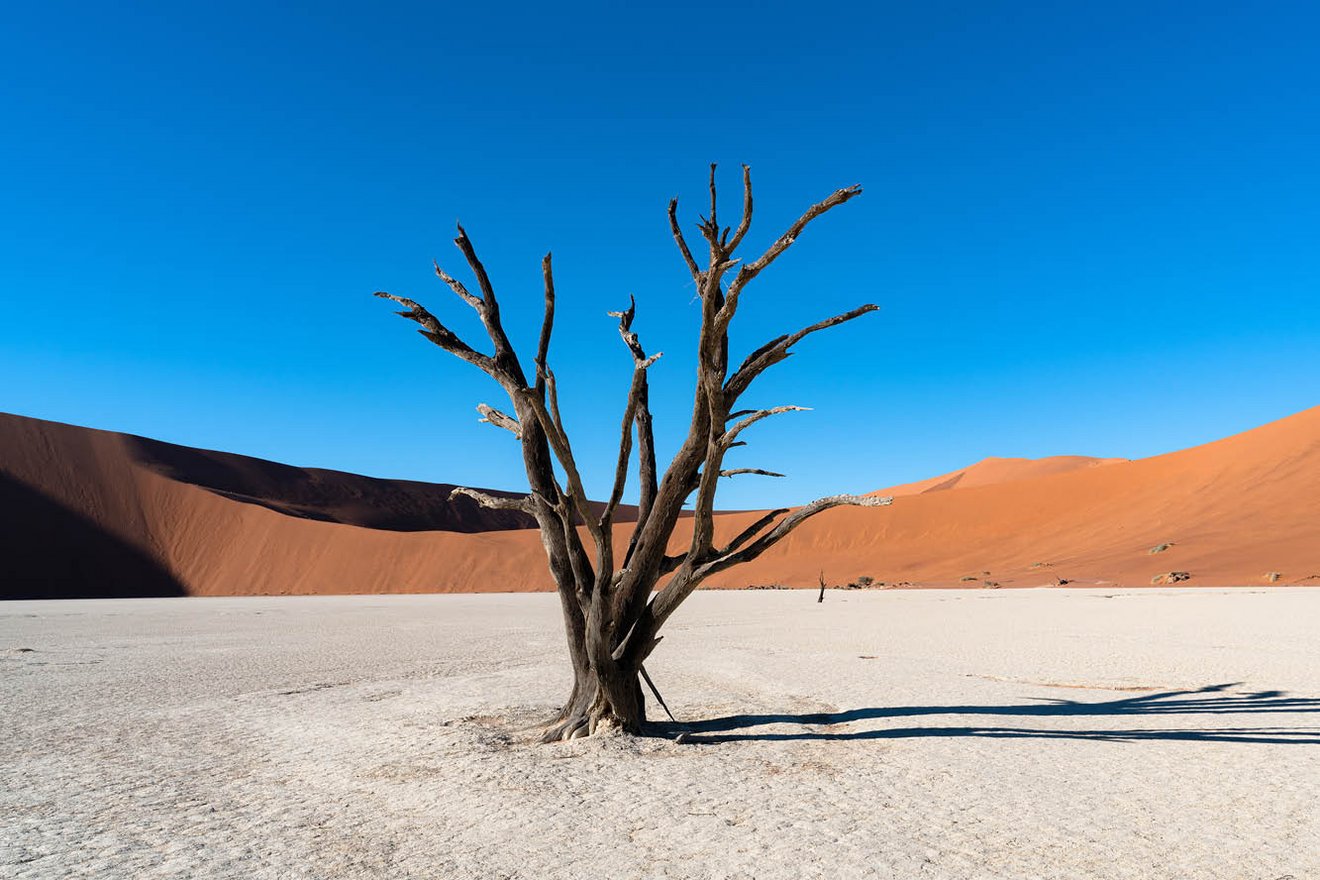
top-left (2, 589), bottom-right (1318, 879)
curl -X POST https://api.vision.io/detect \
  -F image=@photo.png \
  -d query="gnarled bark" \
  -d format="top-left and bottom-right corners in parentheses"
top-left (376, 166), bottom-right (886, 740)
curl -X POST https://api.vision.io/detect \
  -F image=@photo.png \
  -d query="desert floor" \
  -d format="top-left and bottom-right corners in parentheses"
top-left (2, 589), bottom-right (1318, 879)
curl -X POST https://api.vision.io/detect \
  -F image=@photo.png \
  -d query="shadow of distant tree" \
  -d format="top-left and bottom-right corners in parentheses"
top-left (657, 684), bottom-right (1320, 745)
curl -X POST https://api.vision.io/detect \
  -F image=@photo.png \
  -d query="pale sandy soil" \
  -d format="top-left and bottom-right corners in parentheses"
top-left (2, 590), bottom-right (1318, 879)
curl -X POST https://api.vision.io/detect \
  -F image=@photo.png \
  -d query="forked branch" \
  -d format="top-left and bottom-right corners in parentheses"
top-left (373, 292), bottom-right (496, 376)
top-left (728, 183), bottom-right (863, 298)
top-left (602, 297), bottom-right (662, 533)
top-left (645, 494), bottom-right (893, 632)
top-left (725, 303), bottom-right (879, 403)
top-left (700, 494), bottom-right (894, 579)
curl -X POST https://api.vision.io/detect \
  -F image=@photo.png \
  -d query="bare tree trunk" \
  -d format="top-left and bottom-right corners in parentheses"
top-left (376, 166), bottom-right (892, 742)
top-left (542, 645), bottom-right (646, 740)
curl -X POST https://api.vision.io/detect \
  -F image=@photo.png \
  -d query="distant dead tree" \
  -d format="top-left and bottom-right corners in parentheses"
top-left (376, 166), bottom-right (890, 740)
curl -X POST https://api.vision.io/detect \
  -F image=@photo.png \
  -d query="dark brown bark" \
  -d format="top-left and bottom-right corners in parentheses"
top-left (375, 166), bottom-right (890, 740)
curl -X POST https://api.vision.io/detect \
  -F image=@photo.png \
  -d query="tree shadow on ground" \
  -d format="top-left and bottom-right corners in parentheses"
top-left (654, 683), bottom-right (1320, 744)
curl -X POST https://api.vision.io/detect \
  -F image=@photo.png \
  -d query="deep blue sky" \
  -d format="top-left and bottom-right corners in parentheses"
top-left (2, 1), bottom-right (1317, 507)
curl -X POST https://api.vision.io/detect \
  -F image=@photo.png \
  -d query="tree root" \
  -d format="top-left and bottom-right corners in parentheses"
top-left (539, 688), bottom-right (643, 742)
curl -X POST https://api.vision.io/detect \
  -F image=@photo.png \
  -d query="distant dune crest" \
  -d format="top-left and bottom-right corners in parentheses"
top-left (871, 454), bottom-right (1129, 498)
top-left (2, 407), bottom-right (1317, 597)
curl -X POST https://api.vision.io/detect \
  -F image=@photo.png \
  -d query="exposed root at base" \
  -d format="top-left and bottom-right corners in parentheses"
top-left (539, 707), bottom-right (641, 742)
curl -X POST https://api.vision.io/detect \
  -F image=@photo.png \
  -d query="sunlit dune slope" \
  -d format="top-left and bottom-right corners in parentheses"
top-left (871, 454), bottom-right (1127, 497)
top-left (705, 405), bottom-right (1320, 588)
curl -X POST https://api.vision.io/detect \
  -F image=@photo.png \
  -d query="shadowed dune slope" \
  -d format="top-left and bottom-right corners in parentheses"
top-left (124, 433), bottom-right (538, 533)
top-left (0, 472), bottom-right (187, 599)
top-left (0, 413), bottom-right (556, 595)
top-left (1, 407), bottom-right (1317, 596)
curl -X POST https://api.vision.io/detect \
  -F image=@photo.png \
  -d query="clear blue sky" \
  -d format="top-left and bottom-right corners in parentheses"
top-left (2, 1), bottom-right (1317, 508)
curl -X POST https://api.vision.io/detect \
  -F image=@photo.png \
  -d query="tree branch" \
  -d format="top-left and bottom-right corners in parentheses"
top-left (668, 198), bottom-right (700, 281)
top-left (719, 468), bottom-right (785, 478)
top-left (638, 494), bottom-right (894, 636)
top-left (696, 163), bottom-right (726, 253)
top-left (601, 327), bottom-right (661, 532)
top-left (448, 486), bottom-right (533, 513)
top-left (476, 403), bottom-right (521, 439)
top-left (450, 223), bottom-right (527, 382)
top-left (727, 184), bottom-right (863, 299)
top-left (725, 304), bottom-right (879, 403)
top-left (715, 180), bottom-right (863, 332)
top-left (658, 553), bottom-right (686, 577)
top-left (607, 297), bottom-right (662, 565)
top-left (373, 292), bottom-right (496, 376)
top-left (432, 259), bottom-right (482, 310)
top-left (522, 390), bottom-right (603, 547)
top-left (631, 375), bottom-right (659, 541)
top-left (453, 223), bottom-right (498, 304)
top-left (726, 165), bottom-right (753, 253)
top-left (720, 507), bottom-right (789, 556)
top-left (708, 162), bottom-right (718, 234)
top-left (723, 405), bottom-right (810, 447)
top-left (542, 370), bottom-right (568, 447)
top-left (535, 253), bottom-right (555, 395)
top-left (697, 494), bottom-right (893, 581)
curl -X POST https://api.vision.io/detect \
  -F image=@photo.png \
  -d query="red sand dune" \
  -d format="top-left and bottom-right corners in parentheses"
top-left (2, 407), bottom-right (1318, 598)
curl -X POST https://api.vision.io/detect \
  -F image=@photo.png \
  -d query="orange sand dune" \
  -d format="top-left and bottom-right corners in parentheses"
top-left (872, 454), bottom-right (1127, 497)
top-left (0, 414), bottom-right (549, 598)
top-left (2, 407), bottom-right (1318, 597)
top-left (705, 405), bottom-right (1320, 589)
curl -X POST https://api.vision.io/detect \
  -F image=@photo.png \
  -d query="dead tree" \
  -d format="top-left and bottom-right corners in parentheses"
top-left (376, 166), bottom-right (891, 740)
